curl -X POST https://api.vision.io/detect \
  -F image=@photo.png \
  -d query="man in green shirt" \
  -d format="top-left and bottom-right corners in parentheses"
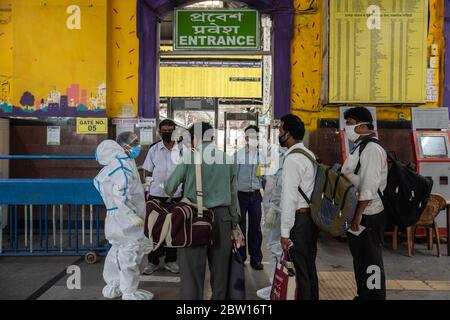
top-left (164, 122), bottom-right (240, 300)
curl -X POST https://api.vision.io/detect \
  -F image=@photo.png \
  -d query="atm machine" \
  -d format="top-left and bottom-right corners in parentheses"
top-left (339, 106), bottom-right (378, 163)
top-left (411, 107), bottom-right (450, 236)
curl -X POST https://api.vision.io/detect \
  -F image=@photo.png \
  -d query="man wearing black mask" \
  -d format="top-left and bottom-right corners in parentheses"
top-left (143, 119), bottom-right (182, 275)
top-left (278, 114), bottom-right (319, 300)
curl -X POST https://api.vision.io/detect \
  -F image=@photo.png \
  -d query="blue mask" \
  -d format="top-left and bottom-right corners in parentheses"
top-left (128, 145), bottom-right (142, 159)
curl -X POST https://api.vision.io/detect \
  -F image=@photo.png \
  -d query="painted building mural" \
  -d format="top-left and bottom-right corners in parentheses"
top-left (0, 0), bottom-right (107, 117)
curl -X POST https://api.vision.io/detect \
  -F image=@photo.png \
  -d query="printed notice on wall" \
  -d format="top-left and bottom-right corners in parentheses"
top-left (329, 0), bottom-right (428, 103)
top-left (47, 126), bottom-right (61, 145)
top-left (140, 128), bottom-right (153, 146)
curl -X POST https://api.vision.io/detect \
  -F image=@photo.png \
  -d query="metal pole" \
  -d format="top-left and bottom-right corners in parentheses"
top-left (82, 205), bottom-right (85, 247)
top-left (96, 206), bottom-right (100, 248)
top-left (90, 205), bottom-right (93, 247)
top-left (224, 112), bottom-right (227, 153)
top-left (0, 206), bottom-right (3, 254)
top-left (214, 98), bottom-right (219, 131)
top-left (60, 205), bottom-right (63, 253)
top-left (39, 206), bottom-right (42, 248)
top-left (68, 206), bottom-right (71, 248)
top-left (30, 205), bottom-right (33, 253)
top-left (45, 205), bottom-right (48, 253)
top-left (52, 205), bottom-right (56, 248)
top-left (14, 205), bottom-right (18, 252)
top-left (75, 206), bottom-right (78, 253)
top-left (24, 205), bottom-right (28, 247)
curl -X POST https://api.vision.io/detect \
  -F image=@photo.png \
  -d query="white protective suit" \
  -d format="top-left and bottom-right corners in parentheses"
top-left (258, 146), bottom-right (287, 300)
top-left (94, 140), bottom-right (153, 300)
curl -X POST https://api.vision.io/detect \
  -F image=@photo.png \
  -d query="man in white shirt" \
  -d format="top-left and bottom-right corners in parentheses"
top-left (279, 114), bottom-right (319, 300)
top-left (142, 119), bottom-right (183, 275)
top-left (341, 107), bottom-right (387, 300)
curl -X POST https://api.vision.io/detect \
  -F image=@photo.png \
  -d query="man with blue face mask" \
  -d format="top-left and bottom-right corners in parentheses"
top-left (94, 133), bottom-right (153, 300)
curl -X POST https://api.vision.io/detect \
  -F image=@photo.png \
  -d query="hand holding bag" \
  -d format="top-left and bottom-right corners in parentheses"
top-left (270, 250), bottom-right (297, 300)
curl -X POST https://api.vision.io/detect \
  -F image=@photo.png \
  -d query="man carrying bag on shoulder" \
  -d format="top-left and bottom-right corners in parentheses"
top-left (164, 122), bottom-right (241, 300)
top-left (341, 107), bottom-right (388, 300)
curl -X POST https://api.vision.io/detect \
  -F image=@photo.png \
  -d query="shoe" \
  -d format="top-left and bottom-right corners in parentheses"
top-left (164, 262), bottom-right (180, 274)
top-left (250, 262), bottom-right (264, 270)
top-left (143, 263), bottom-right (159, 275)
top-left (256, 286), bottom-right (272, 300)
top-left (122, 289), bottom-right (154, 300)
top-left (102, 285), bottom-right (122, 299)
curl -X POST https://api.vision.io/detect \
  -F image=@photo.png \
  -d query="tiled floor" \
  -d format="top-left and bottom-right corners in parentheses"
top-left (1, 233), bottom-right (450, 300)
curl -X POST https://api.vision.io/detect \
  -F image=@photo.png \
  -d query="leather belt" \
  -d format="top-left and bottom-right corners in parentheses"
top-left (296, 208), bottom-right (311, 214)
top-left (238, 190), bottom-right (260, 195)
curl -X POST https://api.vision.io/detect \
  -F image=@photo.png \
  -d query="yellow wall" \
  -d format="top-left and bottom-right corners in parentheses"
top-left (107, 0), bottom-right (139, 118)
top-left (0, 0), bottom-right (12, 104)
top-left (12, 0), bottom-right (106, 110)
top-left (291, 0), bottom-right (445, 130)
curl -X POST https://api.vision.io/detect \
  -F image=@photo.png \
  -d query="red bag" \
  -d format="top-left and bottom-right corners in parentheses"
top-left (165, 199), bottom-right (214, 248)
top-left (144, 199), bottom-right (174, 250)
top-left (270, 251), bottom-right (297, 300)
top-left (146, 151), bottom-right (214, 248)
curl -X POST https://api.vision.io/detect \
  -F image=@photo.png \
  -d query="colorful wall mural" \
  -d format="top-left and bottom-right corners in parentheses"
top-left (0, 0), bottom-right (107, 117)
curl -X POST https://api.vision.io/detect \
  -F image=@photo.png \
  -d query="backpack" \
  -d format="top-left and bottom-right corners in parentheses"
top-left (355, 137), bottom-right (433, 228)
top-left (289, 149), bottom-right (359, 237)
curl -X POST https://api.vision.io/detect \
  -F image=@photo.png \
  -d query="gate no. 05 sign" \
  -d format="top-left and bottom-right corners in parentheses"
top-left (76, 118), bottom-right (108, 134)
top-left (174, 9), bottom-right (260, 50)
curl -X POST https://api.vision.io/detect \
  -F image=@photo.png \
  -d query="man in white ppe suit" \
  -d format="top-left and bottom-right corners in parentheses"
top-left (94, 132), bottom-right (153, 300)
top-left (256, 145), bottom-right (287, 300)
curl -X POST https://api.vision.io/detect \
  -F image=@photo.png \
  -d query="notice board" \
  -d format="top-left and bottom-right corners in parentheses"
top-left (329, 0), bottom-right (428, 103)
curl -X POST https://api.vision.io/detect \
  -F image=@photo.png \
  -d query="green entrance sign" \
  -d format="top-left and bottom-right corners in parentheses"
top-left (174, 9), bottom-right (260, 50)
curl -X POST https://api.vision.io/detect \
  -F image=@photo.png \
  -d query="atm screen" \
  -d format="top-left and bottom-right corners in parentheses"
top-left (420, 135), bottom-right (448, 157)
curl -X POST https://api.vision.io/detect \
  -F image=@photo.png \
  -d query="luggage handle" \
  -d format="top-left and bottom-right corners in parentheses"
top-left (281, 250), bottom-right (296, 277)
top-left (194, 151), bottom-right (204, 217)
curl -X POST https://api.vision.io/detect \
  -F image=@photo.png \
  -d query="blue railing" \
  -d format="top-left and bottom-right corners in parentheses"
top-left (0, 156), bottom-right (107, 260)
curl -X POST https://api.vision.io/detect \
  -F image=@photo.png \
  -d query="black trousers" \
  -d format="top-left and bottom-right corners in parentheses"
top-left (238, 191), bottom-right (263, 264)
top-left (289, 212), bottom-right (319, 300)
top-left (348, 212), bottom-right (386, 300)
top-left (147, 196), bottom-right (182, 265)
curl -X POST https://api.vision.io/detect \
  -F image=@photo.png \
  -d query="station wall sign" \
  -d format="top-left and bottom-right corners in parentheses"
top-left (76, 118), bottom-right (108, 134)
top-left (174, 9), bottom-right (260, 50)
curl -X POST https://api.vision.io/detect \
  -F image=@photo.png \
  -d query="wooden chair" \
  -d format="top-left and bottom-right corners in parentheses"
top-left (392, 193), bottom-right (446, 257)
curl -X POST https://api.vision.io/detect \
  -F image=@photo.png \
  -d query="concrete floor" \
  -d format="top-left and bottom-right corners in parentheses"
top-left (0, 233), bottom-right (449, 300)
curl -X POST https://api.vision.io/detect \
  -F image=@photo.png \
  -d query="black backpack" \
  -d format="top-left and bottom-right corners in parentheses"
top-left (355, 137), bottom-right (433, 228)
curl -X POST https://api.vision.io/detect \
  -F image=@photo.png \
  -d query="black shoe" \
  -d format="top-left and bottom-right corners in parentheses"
top-left (250, 262), bottom-right (264, 270)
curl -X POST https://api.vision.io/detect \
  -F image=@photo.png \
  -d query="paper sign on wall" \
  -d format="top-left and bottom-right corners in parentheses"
top-left (47, 126), bottom-right (61, 145)
top-left (140, 128), bottom-right (153, 145)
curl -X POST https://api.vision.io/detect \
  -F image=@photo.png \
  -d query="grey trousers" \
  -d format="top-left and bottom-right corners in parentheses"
top-left (179, 206), bottom-right (232, 300)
